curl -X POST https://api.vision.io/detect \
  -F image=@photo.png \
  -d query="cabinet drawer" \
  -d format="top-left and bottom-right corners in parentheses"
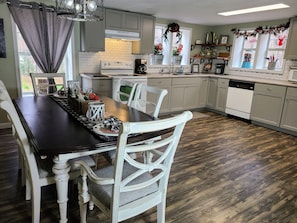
top-left (218, 78), bottom-right (229, 87)
top-left (172, 77), bottom-right (200, 85)
top-left (92, 80), bottom-right (111, 91)
top-left (254, 83), bottom-right (286, 97)
top-left (286, 87), bottom-right (297, 99)
top-left (148, 78), bottom-right (172, 86)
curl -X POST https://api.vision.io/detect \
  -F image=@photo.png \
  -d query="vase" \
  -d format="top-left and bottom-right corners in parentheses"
top-left (268, 62), bottom-right (276, 70)
top-left (151, 54), bottom-right (163, 65)
top-left (172, 55), bottom-right (182, 65)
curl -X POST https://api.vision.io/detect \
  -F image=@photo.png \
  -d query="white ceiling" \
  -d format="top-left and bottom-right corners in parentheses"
top-left (104, 0), bottom-right (297, 25)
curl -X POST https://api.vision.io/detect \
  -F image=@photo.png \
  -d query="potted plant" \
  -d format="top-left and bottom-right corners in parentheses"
top-left (172, 44), bottom-right (183, 65)
top-left (152, 43), bottom-right (163, 65)
top-left (163, 23), bottom-right (182, 43)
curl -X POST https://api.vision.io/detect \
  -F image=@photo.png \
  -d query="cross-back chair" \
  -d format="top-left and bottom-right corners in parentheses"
top-left (114, 79), bottom-right (138, 105)
top-left (30, 73), bottom-right (66, 96)
top-left (0, 80), bottom-right (95, 223)
top-left (74, 110), bottom-right (192, 223)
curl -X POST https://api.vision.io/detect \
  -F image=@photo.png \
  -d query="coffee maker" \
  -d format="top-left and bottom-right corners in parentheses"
top-left (135, 59), bottom-right (147, 74)
top-left (215, 63), bottom-right (225, 74)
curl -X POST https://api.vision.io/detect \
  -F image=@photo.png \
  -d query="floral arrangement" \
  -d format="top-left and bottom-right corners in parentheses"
top-left (163, 22), bottom-right (182, 43)
top-left (154, 43), bottom-right (163, 55)
top-left (231, 21), bottom-right (290, 39)
top-left (172, 44), bottom-right (183, 56)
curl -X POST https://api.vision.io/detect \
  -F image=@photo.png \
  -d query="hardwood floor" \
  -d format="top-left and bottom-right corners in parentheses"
top-left (1, 112), bottom-right (297, 223)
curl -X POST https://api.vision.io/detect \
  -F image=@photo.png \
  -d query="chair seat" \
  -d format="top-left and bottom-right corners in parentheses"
top-left (89, 163), bottom-right (158, 207)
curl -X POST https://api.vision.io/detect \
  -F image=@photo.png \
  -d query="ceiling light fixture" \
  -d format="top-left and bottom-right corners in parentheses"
top-left (56, 0), bottom-right (104, 21)
top-left (218, 3), bottom-right (290, 16)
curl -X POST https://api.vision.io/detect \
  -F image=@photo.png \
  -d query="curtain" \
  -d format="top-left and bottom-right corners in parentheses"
top-left (8, 0), bottom-right (74, 73)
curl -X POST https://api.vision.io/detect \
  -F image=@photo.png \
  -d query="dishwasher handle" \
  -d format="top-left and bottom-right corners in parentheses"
top-left (229, 80), bottom-right (255, 90)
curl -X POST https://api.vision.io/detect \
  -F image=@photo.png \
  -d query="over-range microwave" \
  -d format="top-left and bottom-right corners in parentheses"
top-left (288, 68), bottom-right (297, 83)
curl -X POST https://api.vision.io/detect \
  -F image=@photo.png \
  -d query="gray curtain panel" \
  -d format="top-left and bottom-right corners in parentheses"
top-left (8, 0), bottom-right (74, 73)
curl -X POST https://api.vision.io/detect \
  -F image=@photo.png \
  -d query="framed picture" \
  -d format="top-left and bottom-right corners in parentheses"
top-left (219, 35), bottom-right (229, 45)
top-left (191, 64), bottom-right (199, 73)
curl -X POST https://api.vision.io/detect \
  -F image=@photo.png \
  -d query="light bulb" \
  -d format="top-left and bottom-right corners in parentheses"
top-left (75, 3), bottom-right (82, 12)
top-left (65, 0), bottom-right (74, 9)
top-left (87, 1), bottom-right (97, 11)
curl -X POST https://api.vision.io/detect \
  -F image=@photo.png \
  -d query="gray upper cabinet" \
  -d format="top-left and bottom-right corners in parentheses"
top-left (80, 9), bottom-right (105, 52)
top-left (280, 87), bottom-right (297, 132)
top-left (105, 9), bottom-right (140, 32)
top-left (132, 15), bottom-right (155, 54)
top-left (251, 83), bottom-right (286, 126)
top-left (284, 17), bottom-right (297, 60)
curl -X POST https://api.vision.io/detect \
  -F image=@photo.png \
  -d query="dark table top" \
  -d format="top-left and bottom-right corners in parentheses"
top-left (13, 96), bottom-right (157, 156)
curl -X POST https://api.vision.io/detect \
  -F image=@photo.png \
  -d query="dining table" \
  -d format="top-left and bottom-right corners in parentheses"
top-left (13, 95), bottom-right (165, 223)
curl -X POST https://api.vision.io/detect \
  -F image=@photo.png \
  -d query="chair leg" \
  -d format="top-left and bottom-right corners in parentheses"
top-left (77, 181), bottom-right (88, 223)
top-left (32, 185), bottom-right (41, 223)
top-left (157, 201), bottom-right (166, 223)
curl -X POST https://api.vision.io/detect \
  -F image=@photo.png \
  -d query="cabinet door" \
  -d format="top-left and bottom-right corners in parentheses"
top-left (132, 15), bottom-right (155, 54)
top-left (284, 17), bottom-right (297, 60)
top-left (171, 86), bottom-right (185, 112)
top-left (80, 10), bottom-right (105, 52)
top-left (280, 87), bottom-right (297, 132)
top-left (206, 78), bottom-right (218, 108)
top-left (197, 78), bottom-right (208, 108)
top-left (184, 86), bottom-right (199, 109)
top-left (105, 9), bottom-right (140, 32)
top-left (216, 78), bottom-right (229, 112)
top-left (251, 84), bottom-right (286, 126)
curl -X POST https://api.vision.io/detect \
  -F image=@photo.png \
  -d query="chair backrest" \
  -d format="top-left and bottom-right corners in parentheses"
top-left (130, 84), bottom-right (168, 118)
top-left (0, 80), bottom-right (40, 191)
top-left (115, 79), bottom-right (137, 105)
top-left (30, 73), bottom-right (66, 96)
top-left (111, 110), bottom-right (192, 222)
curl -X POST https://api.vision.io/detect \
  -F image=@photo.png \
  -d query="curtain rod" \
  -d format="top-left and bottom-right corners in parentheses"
top-left (2, 0), bottom-right (56, 11)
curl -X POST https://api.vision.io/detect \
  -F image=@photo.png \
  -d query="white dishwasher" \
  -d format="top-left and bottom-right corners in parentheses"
top-left (225, 80), bottom-right (255, 120)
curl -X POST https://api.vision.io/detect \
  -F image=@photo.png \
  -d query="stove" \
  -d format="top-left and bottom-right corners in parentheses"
top-left (100, 60), bottom-right (134, 75)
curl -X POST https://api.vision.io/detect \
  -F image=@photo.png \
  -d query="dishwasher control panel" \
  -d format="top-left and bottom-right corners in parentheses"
top-left (229, 80), bottom-right (255, 90)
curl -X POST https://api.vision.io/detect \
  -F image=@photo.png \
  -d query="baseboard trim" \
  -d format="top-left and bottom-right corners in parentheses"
top-left (0, 122), bottom-right (11, 129)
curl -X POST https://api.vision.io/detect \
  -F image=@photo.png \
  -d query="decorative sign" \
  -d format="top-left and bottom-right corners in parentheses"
top-left (0, 18), bottom-right (6, 58)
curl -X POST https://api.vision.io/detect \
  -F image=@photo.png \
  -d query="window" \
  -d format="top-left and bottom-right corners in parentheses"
top-left (14, 25), bottom-right (74, 95)
top-left (231, 28), bottom-right (289, 72)
top-left (152, 24), bottom-right (192, 66)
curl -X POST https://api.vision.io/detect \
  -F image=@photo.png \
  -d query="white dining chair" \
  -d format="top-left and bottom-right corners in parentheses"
top-left (30, 73), bottom-right (66, 96)
top-left (0, 80), bottom-right (96, 223)
top-left (74, 110), bottom-right (193, 223)
top-left (114, 79), bottom-right (138, 105)
top-left (130, 84), bottom-right (168, 118)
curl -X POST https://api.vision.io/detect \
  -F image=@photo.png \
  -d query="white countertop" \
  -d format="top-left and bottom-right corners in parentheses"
top-left (145, 73), bottom-right (297, 87)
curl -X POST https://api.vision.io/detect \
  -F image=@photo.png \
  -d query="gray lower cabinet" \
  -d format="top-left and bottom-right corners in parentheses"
top-left (171, 77), bottom-right (200, 112)
top-left (216, 78), bottom-right (229, 112)
top-left (81, 75), bottom-right (112, 97)
top-left (284, 17), bottom-right (297, 60)
top-left (105, 9), bottom-right (140, 32)
top-left (280, 87), bottom-right (297, 132)
top-left (251, 83), bottom-right (286, 126)
top-left (197, 77), bottom-right (208, 108)
top-left (206, 77), bottom-right (218, 108)
top-left (132, 15), bottom-right (155, 55)
top-left (147, 78), bottom-right (172, 114)
top-left (80, 9), bottom-right (105, 52)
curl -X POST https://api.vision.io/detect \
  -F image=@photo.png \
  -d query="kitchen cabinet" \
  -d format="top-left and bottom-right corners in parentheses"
top-left (284, 17), bottom-right (297, 60)
top-left (280, 87), bottom-right (297, 132)
top-left (206, 77), bottom-right (218, 108)
top-left (105, 9), bottom-right (140, 32)
top-left (147, 78), bottom-right (171, 114)
top-left (251, 83), bottom-right (286, 127)
top-left (80, 75), bottom-right (112, 97)
top-left (171, 77), bottom-right (200, 112)
top-left (216, 78), bottom-right (229, 112)
top-left (197, 77), bottom-right (208, 108)
top-left (132, 15), bottom-right (155, 54)
top-left (80, 9), bottom-right (105, 52)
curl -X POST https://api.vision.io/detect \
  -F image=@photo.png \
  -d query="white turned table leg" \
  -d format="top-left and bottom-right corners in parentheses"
top-left (52, 157), bottom-right (71, 223)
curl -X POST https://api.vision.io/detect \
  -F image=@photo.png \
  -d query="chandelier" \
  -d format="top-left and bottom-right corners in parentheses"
top-left (56, 0), bottom-right (104, 21)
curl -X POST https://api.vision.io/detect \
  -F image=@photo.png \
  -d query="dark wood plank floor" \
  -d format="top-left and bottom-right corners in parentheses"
top-left (1, 111), bottom-right (297, 223)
